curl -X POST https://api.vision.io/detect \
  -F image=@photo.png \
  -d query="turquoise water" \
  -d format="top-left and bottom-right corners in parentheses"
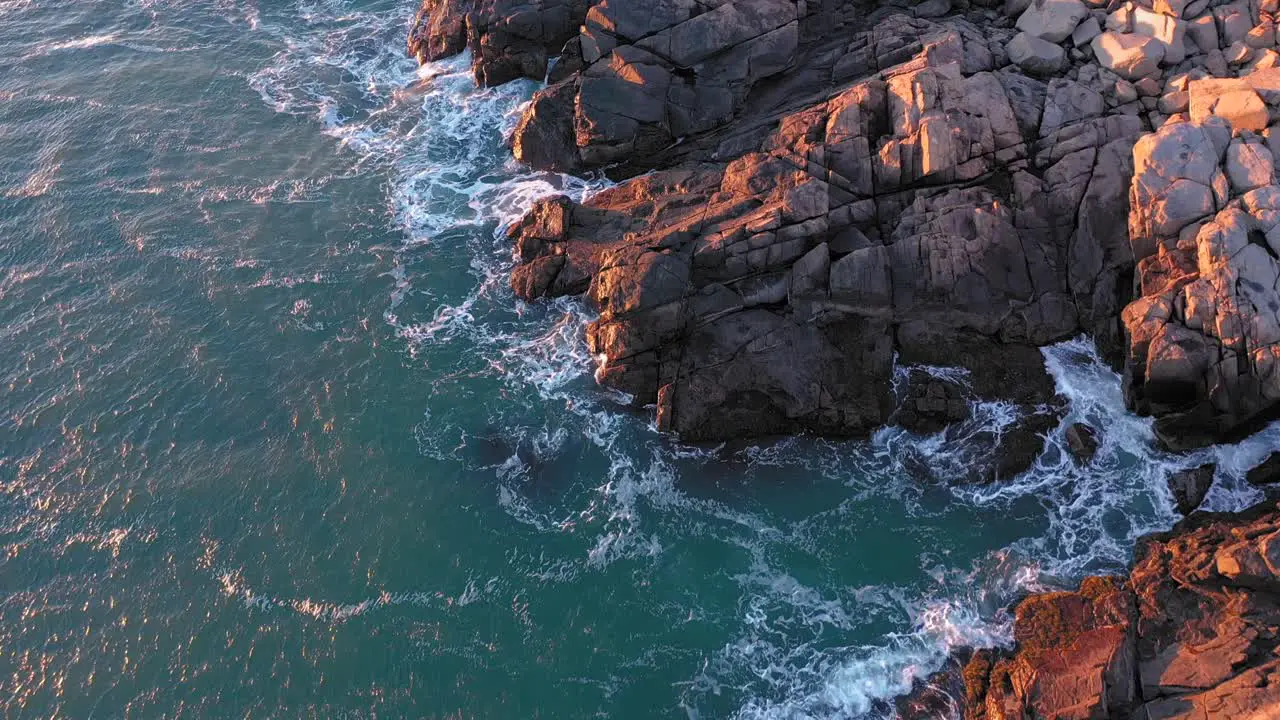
top-left (1, 1), bottom-right (1276, 717)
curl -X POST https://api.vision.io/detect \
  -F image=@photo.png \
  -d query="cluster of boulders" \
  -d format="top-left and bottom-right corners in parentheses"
top-left (898, 502), bottom-right (1280, 719)
top-left (502, 10), bottom-right (1144, 466)
top-left (1125, 72), bottom-right (1280, 449)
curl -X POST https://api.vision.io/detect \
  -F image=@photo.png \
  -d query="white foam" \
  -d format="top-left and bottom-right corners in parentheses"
top-left (215, 566), bottom-right (498, 622)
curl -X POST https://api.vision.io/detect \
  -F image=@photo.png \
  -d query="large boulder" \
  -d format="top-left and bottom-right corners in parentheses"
top-left (1016, 0), bottom-right (1089, 43)
top-left (1188, 69), bottom-right (1280, 131)
top-left (1007, 31), bottom-right (1066, 76)
top-left (1091, 31), bottom-right (1164, 79)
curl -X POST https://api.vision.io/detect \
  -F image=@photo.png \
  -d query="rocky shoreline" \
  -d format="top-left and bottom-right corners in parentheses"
top-left (898, 501), bottom-right (1280, 719)
top-left (408, 0), bottom-right (1280, 714)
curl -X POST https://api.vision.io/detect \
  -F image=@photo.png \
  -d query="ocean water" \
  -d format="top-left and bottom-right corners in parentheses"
top-left (1, 1), bottom-right (1277, 717)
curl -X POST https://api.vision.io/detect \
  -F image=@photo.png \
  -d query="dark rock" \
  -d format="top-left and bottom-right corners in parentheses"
top-left (407, 0), bottom-right (590, 86)
top-left (983, 400), bottom-right (1065, 483)
top-left (1064, 423), bottom-right (1099, 464)
top-left (894, 370), bottom-right (971, 435)
top-left (893, 657), bottom-right (967, 720)
top-left (512, 79), bottom-right (580, 172)
top-left (1167, 464), bottom-right (1215, 515)
top-left (1247, 452), bottom-right (1280, 486)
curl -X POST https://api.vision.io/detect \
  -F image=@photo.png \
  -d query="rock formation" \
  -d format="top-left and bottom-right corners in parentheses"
top-left (944, 502), bottom-right (1280, 719)
top-left (504, 14), bottom-right (1141, 458)
top-left (407, 0), bottom-right (590, 85)
top-left (1166, 463), bottom-right (1215, 513)
top-left (1124, 79), bottom-right (1280, 450)
top-left (412, 0), bottom-right (1280, 452)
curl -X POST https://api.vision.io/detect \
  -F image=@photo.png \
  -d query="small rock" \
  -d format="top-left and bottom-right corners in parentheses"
top-left (1018, 0), bottom-right (1091, 42)
top-left (1008, 31), bottom-right (1067, 75)
top-left (1167, 464), bottom-right (1215, 514)
top-left (1135, 76), bottom-right (1162, 96)
top-left (1073, 16), bottom-right (1102, 46)
top-left (1216, 3), bottom-right (1254, 46)
top-left (1188, 15), bottom-right (1219, 53)
top-left (1134, 7), bottom-right (1188, 65)
top-left (1227, 40), bottom-right (1255, 64)
top-left (1204, 47), bottom-right (1229, 75)
top-left (1247, 48), bottom-right (1280, 70)
top-left (1065, 423), bottom-right (1100, 463)
top-left (1247, 22), bottom-right (1275, 49)
top-left (1159, 90), bottom-right (1190, 113)
top-left (1247, 452), bottom-right (1280, 485)
top-left (1092, 31), bottom-right (1165, 79)
top-left (1114, 78), bottom-right (1139, 102)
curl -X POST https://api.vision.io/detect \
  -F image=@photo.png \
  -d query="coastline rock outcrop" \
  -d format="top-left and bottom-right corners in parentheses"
top-left (950, 502), bottom-right (1280, 719)
top-left (503, 15), bottom-right (1141, 452)
top-left (404, 1), bottom-right (1280, 713)
top-left (408, 0), bottom-right (589, 85)
top-left (412, 0), bottom-right (1280, 451)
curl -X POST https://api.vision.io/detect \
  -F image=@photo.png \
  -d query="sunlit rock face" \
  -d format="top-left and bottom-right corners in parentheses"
top-left (943, 502), bottom-right (1280, 720)
top-left (1124, 77), bottom-right (1280, 449)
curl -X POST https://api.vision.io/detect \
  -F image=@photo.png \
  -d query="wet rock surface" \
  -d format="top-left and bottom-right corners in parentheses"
top-left (408, 0), bottom-right (590, 86)
top-left (1167, 463), bottom-right (1215, 513)
top-left (1248, 450), bottom-right (1280, 485)
top-left (928, 502), bottom-right (1280, 719)
top-left (1066, 422), bottom-right (1100, 462)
